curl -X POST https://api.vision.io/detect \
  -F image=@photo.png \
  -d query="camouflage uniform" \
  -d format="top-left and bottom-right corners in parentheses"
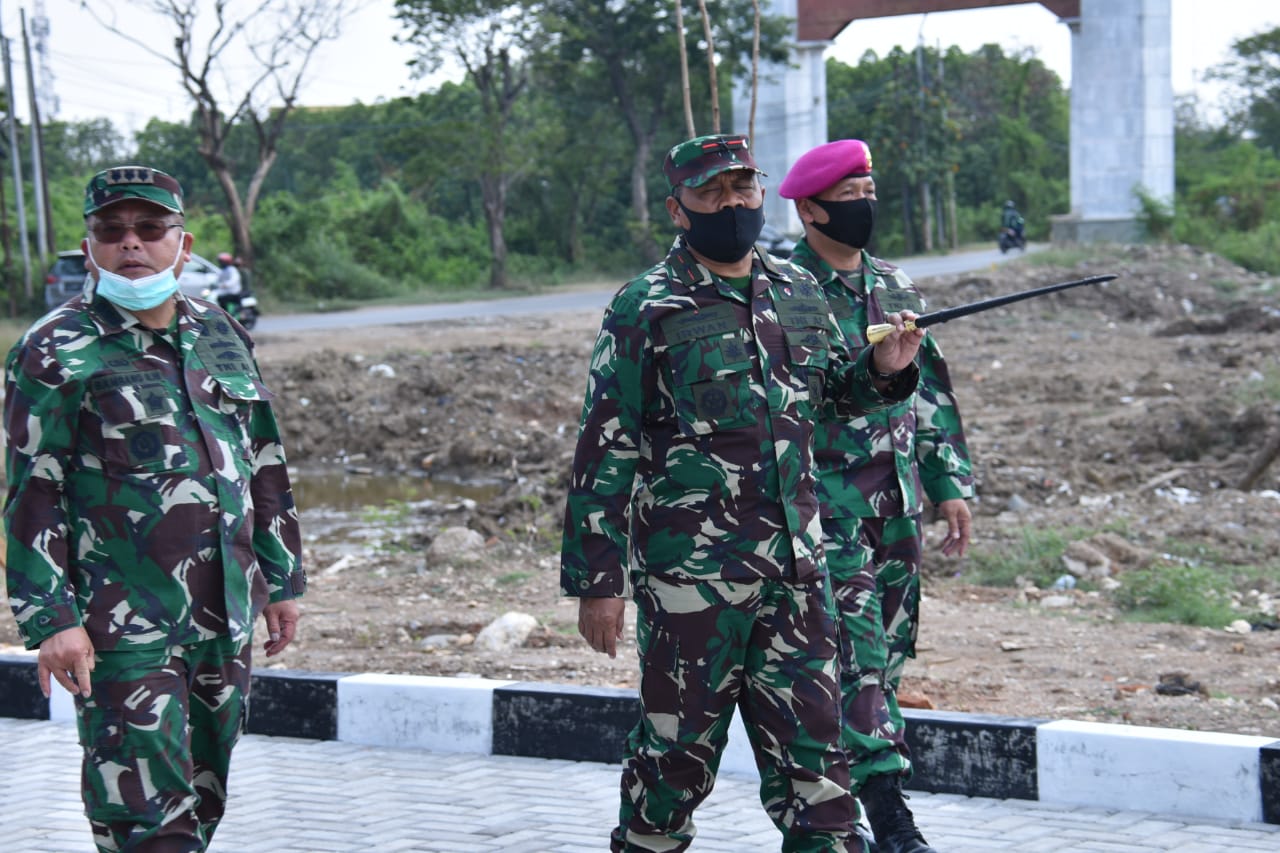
top-left (561, 201), bottom-right (918, 851)
top-left (5, 168), bottom-right (304, 852)
top-left (789, 238), bottom-right (973, 789)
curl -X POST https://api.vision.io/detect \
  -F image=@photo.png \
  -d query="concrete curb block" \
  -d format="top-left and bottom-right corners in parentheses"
top-left (3, 655), bottom-right (1276, 824)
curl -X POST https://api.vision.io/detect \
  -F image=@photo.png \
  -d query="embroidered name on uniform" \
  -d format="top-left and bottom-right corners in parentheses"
top-left (661, 303), bottom-right (739, 344)
top-left (90, 370), bottom-right (165, 393)
top-left (875, 289), bottom-right (924, 315)
top-left (195, 320), bottom-right (255, 377)
top-left (774, 294), bottom-right (828, 329)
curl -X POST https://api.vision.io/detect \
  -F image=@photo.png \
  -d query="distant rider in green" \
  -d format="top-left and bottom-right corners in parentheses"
top-left (560, 133), bottom-right (924, 853)
top-left (4, 165), bottom-right (306, 852)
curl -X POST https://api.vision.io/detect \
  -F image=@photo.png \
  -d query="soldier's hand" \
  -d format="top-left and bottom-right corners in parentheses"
top-left (937, 498), bottom-right (972, 557)
top-left (871, 310), bottom-right (925, 375)
top-left (37, 627), bottom-right (95, 699)
top-left (578, 597), bottom-right (626, 658)
top-left (262, 599), bottom-right (301, 657)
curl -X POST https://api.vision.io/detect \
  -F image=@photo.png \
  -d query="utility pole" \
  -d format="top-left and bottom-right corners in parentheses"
top-left (21, 9), bottom-right (52, 265)
top-left (914, 33), bottom-right (933, 253)
top-left (0, 15), bottom-right (32, 301)
top-left (31, 0), bottom-right (56, 120)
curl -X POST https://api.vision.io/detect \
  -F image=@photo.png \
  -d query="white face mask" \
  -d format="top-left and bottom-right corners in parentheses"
top-left (88, 237), bottom-right (184, 311)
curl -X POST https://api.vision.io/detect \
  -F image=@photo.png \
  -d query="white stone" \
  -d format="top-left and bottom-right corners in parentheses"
top-left (426, 526), bottom-right (486, 563)
top-left (475, 612), bottom-right (539, 652)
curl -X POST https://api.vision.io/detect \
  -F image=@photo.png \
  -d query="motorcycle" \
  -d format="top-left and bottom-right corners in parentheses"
top-left (202, 287), bottom-right (260, 330)
top-left (998, 226), bottom-right (1027, 253)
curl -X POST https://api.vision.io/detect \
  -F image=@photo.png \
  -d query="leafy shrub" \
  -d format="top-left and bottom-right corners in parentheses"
top-left (1112, 563), bottom-right (1237, 627)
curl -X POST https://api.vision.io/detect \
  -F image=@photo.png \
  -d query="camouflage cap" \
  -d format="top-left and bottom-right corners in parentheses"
top-left (663, 134), bottom-right (764, 191)
top-left (83, 166), bottom-right (184, 217)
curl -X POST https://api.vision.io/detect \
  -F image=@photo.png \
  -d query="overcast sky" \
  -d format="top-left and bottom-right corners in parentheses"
top-left (17, 0), bottom-right (1280, 134)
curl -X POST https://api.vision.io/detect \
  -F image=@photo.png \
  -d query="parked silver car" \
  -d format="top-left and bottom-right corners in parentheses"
top-left (43, 249), bottom-right (221, 310)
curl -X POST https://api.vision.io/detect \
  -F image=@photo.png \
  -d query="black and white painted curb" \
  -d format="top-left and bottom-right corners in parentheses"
top-left (3, 654), bottom-right (1276, 825)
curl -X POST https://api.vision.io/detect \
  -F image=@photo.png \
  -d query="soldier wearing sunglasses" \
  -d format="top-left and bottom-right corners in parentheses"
top-left (3, 166), bottom-right (305, 852)
top-left (561, 135), bottom-right (924, 853)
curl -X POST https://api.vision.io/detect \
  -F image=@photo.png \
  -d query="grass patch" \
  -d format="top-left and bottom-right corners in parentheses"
top-left (1238, 364), bottom-right (1280, 403)
top-left (497, 571), bottom-right (532, 585)
top-left (359, 499), bottom-right (414, 526)
top-left (963, 525), bottom-right (1086, 588)
top-left (1019, 246), bottom-right (1096, 269)
top-left (1112, 562), bottom-right (1237, 627)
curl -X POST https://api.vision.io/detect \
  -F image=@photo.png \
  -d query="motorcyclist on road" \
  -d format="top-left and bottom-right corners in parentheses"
top-left (212, 251), bottom-right (243, 312)
top-left (1001, 200), bottom-right (1025, 244)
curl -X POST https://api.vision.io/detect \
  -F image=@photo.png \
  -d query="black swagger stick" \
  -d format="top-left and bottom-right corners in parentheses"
top-left (865, 274), bottom-right (1118, 343)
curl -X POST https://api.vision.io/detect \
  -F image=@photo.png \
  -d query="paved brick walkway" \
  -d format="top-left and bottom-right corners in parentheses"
top-left (4, 718), bottom-right (1278, 852)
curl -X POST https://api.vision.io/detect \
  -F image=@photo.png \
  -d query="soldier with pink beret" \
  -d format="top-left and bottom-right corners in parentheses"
top-left (780, 140), bottom-right (976, 853)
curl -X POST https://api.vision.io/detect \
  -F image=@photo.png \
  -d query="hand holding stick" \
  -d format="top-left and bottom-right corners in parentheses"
top-left (865, 274), bottom-right (1118, 343)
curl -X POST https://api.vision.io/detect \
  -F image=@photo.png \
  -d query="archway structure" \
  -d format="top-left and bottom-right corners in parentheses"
top-left (735, 0), bottom-right (1173, 243)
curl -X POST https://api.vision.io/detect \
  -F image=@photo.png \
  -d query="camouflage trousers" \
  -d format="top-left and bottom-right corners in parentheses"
top-left (73, 634), bottom-right (252, 853)
top-left (612, 574), bottom-right (861, 853)
top-left (822, 514), bottom-right (924, 790)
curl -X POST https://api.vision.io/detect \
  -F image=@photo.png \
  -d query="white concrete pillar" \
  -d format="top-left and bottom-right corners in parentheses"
top-left (731, 0), bottom-right (829, 236)
top-left (1056, 0), bottom-right (1173, 241)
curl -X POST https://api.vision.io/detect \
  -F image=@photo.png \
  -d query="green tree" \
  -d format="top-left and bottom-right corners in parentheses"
top-left (1207, 25), bottom-right (1280, 156)
top-left (85, 0), bottom-right (354, 269)
top-left (394, 0), bottom-right (544, 289)
top-left (539, 0), bottom-right (790, 262)
top-left (826, 42), bottom-right (1067, 255)
top-left (39, 119), bottom-right (129, 180)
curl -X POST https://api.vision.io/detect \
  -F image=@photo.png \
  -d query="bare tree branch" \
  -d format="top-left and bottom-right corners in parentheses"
top-left (749, 0), bottom-right (760, 141)
top-left (674, 0), bottom-right (695, 138)
top-left (695, 0), bottom-right (718, 133)
top-left (79, 0), bottom-right (353, 267)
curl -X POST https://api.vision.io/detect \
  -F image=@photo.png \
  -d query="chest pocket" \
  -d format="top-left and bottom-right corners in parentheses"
top-left (660, 303), bottom-right (756, 436)
top-left (870, 286), bottom-right (924, 322)
top-left (195, 319), bottom-right (274, 417)
top-left (775, 291), bottom-right (832, 418)
top-left (88, 370), bottom-right (190, 472)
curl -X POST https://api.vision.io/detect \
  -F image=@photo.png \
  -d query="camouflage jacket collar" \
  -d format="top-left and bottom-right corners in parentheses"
top-left (663, 236), bottom-right (804, 300)
top-left (792, 237), bottom-right (897, 294)
top-left (87, 285), bottom-right (212, 337)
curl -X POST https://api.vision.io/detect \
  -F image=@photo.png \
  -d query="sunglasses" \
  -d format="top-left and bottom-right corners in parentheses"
top-left (89, 220), bottom-right (182, 243)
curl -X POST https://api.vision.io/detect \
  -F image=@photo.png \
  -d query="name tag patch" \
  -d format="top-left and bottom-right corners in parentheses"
top-left (661, 303), bottom-right (739, 344)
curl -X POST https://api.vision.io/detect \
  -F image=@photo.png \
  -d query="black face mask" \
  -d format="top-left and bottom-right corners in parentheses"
top-left (811, 197), bottom-right (876, 249)
top-left (677, 200), bottom-right (766, 264)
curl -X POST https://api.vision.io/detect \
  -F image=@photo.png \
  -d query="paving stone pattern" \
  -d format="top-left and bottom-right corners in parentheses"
top-left (3, 719), bottom-right (1278, 852)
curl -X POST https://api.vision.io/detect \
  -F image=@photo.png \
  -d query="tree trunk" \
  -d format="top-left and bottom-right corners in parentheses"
top-left (946, 170), bottom-right (959, 250)
top-left (900, 184), bottom-right (915, 255)
top-left (482, 175), bottom-right (509, 290)
top-left (209, 162), bottom-right (253, 268)
top-left (919, 181), bottom-right (934, 253)
top-left (630, 135), bottom-right (661, 264)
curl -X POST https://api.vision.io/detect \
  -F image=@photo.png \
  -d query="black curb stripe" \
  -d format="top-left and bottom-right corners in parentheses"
top-left (903, 709), bottom-right (1046, 800)
top-left (1262, 741), bottom-right (1280, 825)
top-left (247, 669), bottom-right (347, 741)
top-left (493, 682), bottom-right (636, 764)
top-left (0, 655), bottom-right (47, 720)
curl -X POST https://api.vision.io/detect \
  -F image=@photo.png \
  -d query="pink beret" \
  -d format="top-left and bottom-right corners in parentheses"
top-left (778, 139), bottom-right (874, 199)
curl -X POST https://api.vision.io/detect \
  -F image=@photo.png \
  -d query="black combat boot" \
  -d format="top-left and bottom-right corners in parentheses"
top-left (860, 773), bottom-right (937, 853)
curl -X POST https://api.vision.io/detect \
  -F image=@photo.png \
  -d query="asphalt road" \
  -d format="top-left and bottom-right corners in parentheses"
top-left (256, 243), bottom-right (1040, 334)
